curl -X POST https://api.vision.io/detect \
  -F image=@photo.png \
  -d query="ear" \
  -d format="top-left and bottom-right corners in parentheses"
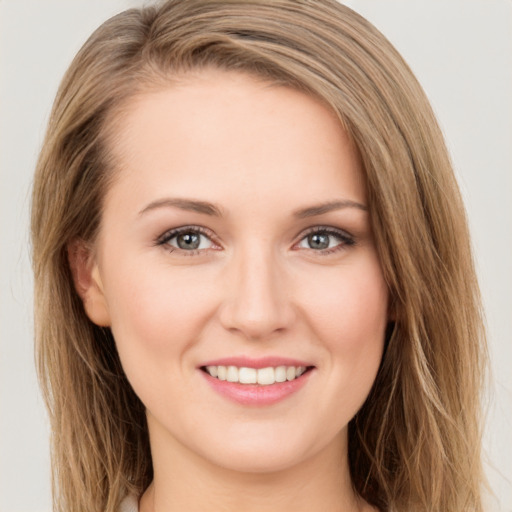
top-left (67, 240), bottom-right (111, 327)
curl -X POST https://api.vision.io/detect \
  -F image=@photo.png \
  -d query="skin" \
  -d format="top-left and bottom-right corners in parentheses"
top-left (73, 69), bottom-right (388, 512)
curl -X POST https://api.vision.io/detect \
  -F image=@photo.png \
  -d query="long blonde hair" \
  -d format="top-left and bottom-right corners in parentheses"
top-left (31, 1), bottom-right (487, 511)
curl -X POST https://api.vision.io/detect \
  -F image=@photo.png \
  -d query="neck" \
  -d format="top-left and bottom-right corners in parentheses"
top-left (140, 421), bottom-right (369, 512)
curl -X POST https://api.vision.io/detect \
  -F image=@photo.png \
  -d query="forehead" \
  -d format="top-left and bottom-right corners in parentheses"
top-left (103, 69), bottom-right (366, 213)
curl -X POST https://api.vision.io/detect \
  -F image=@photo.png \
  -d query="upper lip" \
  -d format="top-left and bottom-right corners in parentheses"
top-left (199, 356), bottom-right (314, 369)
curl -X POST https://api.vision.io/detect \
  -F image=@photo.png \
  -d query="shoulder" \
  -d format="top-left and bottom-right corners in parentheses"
top-left (119, 494), bottom-right (139, 512)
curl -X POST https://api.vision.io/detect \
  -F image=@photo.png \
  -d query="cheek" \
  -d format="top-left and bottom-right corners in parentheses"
top-left (303, 259), bottom-right (389, 350)
top-left (102, 263), bottom-right (221, 414)
top-left (301, 256), bottom-right (388, 401)
top-left (304, 260), bottom-right (388, 421)
top-left (103, 261), bottom-right (218, 359)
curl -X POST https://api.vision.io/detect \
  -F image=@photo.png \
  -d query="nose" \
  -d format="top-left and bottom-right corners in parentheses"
top-left (218, 246), bottom-right (295, 341)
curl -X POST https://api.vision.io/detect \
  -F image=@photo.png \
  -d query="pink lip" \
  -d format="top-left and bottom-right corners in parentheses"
top-left (200, 356), bottom-right (313, 369)
top-left (198, 357), bottom-right (315, 406)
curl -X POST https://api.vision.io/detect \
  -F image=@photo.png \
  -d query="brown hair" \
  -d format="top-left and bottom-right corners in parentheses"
top-left (31, 1), bottom-right (487, 511)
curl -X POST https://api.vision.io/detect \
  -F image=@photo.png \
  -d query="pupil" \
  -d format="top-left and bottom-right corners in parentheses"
top-left (308, 233), bottom-right (329, 250)
top-left (177, 232), bottom-right (200, 250)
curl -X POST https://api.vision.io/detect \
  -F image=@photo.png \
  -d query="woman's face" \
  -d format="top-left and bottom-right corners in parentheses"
top-left (83, 69), bottom-right (389, 473)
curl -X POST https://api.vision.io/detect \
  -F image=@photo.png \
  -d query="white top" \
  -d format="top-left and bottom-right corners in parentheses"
top-left (119, 494), bottom-right (139, 512)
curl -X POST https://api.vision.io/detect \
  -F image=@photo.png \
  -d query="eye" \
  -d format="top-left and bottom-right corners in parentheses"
top-left (157, 226), bottom-right (216, 253)
top-left (296, 228), bottom-right (354, 253)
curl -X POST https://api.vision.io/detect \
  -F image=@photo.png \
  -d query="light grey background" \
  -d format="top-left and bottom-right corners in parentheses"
top-left (1, 1), bottom-right (510, 511)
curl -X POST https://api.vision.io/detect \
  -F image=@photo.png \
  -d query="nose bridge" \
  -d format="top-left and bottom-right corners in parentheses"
top-left (220, 241), bottom-right (293, 339)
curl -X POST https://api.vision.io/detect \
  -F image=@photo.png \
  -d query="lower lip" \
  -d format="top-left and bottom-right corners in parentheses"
top-left (201, 370), bottom-right (313, 406)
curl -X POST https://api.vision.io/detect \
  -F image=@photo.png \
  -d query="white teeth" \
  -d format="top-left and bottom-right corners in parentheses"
top-left (238, 367), bottom-right (257, 384)
top-left (205, 365), bottom-right (308, 385)
top-left (226, 366), bottom-right (238, 382)
top-left (217, 365), bottom-right (227, 381)
top-left (275, 366), bottom-right (287, 383)
top-left (257, 367), bottom-right (275, 386)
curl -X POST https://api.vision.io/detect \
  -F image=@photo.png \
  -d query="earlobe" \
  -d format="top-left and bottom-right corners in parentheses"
top-left (67, 240), bottom-right (111, 327)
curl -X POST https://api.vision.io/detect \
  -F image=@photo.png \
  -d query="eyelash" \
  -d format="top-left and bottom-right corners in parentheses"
top-left (155, 225), bottom-right (356, 256)
top-left (298, 226), bottom-right (356, 255)
top-left (155, 225), bottom-right (218, 256)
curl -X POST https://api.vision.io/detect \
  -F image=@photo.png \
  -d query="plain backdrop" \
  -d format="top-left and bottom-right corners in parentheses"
top-left (1, 1), bottom-right (510, 511)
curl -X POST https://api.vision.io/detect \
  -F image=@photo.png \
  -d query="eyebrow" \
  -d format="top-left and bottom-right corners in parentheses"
top-left (139, 198), bottom-right (223, 217)
top-left (293, 199), bottom-right (367, 218)
top-left (138, 197), bottom-right (367, 218)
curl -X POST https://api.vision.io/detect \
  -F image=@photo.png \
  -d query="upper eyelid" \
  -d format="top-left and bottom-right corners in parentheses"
top-left (297, 225), bottom-right (354, 240)
top-left (156, 225), bottom-right (216, 243)
top-left (301, 225), bottom-right (348, 234)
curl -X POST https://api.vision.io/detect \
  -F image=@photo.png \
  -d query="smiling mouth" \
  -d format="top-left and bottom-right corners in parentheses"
top-left (201, 365), bottom-right (314, 385)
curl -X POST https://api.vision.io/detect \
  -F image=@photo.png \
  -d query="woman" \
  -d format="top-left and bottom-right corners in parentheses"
top-left (31, 1), bottom-right (487, 511)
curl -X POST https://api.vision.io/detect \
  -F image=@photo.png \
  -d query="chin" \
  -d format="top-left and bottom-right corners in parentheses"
top-left (189, 421), bottom-right (346, 475)
top-left (207, 448), bottom-right (310, 475)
